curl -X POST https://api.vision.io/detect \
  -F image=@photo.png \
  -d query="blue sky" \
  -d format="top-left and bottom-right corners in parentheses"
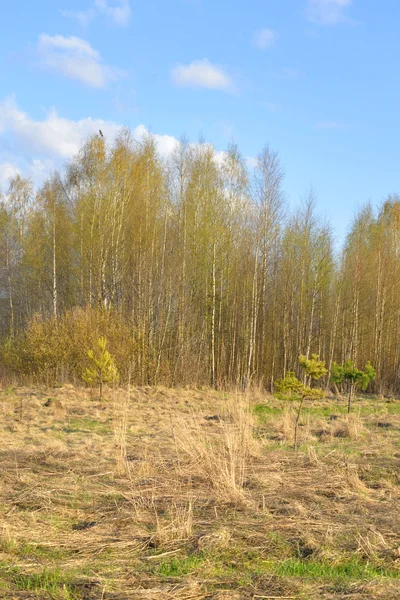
top-left (1, 0), bottom-right (400, 245)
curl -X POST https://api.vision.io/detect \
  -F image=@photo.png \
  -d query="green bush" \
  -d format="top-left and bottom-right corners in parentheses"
top-left (0, 308), bottom-right (136, 385)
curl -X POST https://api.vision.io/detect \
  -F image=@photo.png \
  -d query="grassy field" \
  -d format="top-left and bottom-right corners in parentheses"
top-left (0, 386), bottom-right (399, 599)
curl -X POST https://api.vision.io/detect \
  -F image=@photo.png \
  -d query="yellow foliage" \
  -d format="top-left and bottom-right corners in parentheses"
top-left (1, 308), bottom-right (136, 385)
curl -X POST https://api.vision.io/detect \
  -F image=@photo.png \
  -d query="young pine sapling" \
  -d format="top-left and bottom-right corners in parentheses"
top-left (83, 336), bottom-right (119, 400)
top-left (331, 360), bottom-right (376, 413)
top-left (275, 354), bottom-right (327, 450)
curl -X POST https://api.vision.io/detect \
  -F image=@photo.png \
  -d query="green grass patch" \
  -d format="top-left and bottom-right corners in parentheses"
top-left (0, 539), bottom-right (68, 561)
top-left (265, 557), bottom-right (400, 580)
top-left (157, 549), bottom-right (400, 586)
top-left (154, 555), bottom-right (205, 577)
top-left (255, 397), bottom-right (400, 424)
top-left (2, 385), bottom-right (17, 396)
top-left (254, 404), bottom-right (282, 417)
top-left (67, 417), bottom-right (110, 434)
top-left (0, 565), bottom-right (81, 598)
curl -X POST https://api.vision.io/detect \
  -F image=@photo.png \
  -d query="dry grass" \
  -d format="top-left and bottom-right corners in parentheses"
top-left (331, 412), bottom-right (367, 440)
top-left (174, 394), bottom-right (258, 504)
top-left (113, 389), bottom-right (130, 477)
top-left (0, 386), bottom-right (399, 599)
top-left (152, 498), bottom-right (194, 547)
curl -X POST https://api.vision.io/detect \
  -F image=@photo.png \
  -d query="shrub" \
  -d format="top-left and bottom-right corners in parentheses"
top-left (0, 316), bottom-right (67, 384)
top-left (0, 308), bottom-right (136, 385)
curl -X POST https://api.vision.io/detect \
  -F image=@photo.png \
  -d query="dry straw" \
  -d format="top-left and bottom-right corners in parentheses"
top-left (174, 393), bottom-right (259, 504)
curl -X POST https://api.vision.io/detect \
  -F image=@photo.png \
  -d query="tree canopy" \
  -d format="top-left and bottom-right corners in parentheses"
top-left (0, 131), bottom-right (398, 391)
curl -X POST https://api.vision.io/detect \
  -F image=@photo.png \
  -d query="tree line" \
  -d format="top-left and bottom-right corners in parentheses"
top-left (0, 130), bottom-right (399, 392)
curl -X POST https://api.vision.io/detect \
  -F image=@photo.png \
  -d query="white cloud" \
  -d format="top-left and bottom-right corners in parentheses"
top-left (40, 35), bottom-right (98, 58)
top-left (37, 34), bottom-right (125, 88)
top-left (0, 157), bottom-right (60, 192)
top-left (60, 8), bottom-right (96, 26)
top-left (132, 125), bottom-right (179, 157)
top-left (0, 96), bottom-right (182, 190)
top-left (171, 59), bottom-right (235, 92)
top-left (0, 96), bottom-right (241, 189)
top-left (0, 162), bottom-right (20, 191)
top-left (306, 0), bottom-right (352, 25)
top-left (246, 156), bottom-right (258, 170)
top-left (315, 121), bottom-right (348, 130)
top-left (95, 0), bottom-right (131, 25)
top-left (252, 28), bottom-right (277, 50)
top-left (213, 149), bottom-right (228, 168)
top-left (29, 158), bottom-right (57, 180)
top-left (61, 0), bottom-right (131, 26)
top-left (0, 95), bottom-right (121, 158)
